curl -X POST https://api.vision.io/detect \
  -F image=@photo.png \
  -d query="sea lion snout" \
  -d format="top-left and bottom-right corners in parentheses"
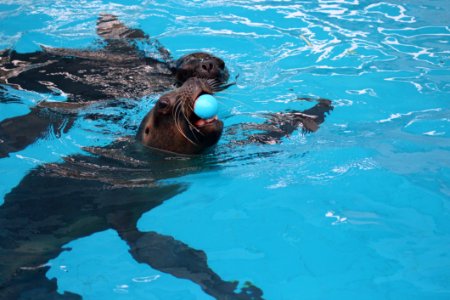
top-left (174, 52), bottom-right (229, 85)
top-left (199, 56), bottom-right (224, 76)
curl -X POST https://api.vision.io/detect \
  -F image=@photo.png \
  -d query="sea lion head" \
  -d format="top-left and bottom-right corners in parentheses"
top-left (137, 77), bottom-right (224, 155)
top-left (174, 52), bottom-right (229, 86)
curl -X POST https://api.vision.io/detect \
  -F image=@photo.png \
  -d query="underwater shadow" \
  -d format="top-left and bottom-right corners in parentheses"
top-left (0, 138), bottom-right (264, 300)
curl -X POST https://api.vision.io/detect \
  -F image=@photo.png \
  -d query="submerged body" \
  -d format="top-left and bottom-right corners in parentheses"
top-left (0, 139), bottom-right (264, 300)
top-left (0, 76), bottom-right (332, 299)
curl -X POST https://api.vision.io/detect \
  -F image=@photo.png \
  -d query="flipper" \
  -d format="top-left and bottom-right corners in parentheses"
top-left (96, 14), bottom-right (147, 40)
top-left (299, 99), bottom-right (333, 131)
top-left (230, 99), bottom-right (333, 145)
top-left (96, 14), bottom-right (173, 63)
top-left (0, 105), bottom-right (76, 158)
top-left (115, 225), bottom-right (264, 300)
top-left (39, 15), bottom-right (145, 61)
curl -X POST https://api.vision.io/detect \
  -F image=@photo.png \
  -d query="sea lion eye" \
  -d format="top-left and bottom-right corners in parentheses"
top-left (158, 99), bottom-right (169, 109)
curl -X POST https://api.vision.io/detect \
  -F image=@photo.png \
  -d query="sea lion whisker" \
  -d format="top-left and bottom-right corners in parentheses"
top-left (174, 99), bottom-right (182, 117)
top-left (186, 122), bottom-right (202, 142)
top-left (185, 114), bottom-right (202, 136)
top-left (206, 79), bottom-right (235, 92)
top-left (182, 99), bottom-right (199, 122)
top-left (217, 82), bottom-right (236, 91)
top-left (206, 79), bottom-right (219, 87)
top-left (180, 102), bottom-right (202, 136)
top-left (174, 101), bottom-right (185, 132)
top-left (172, 101), bottom-right (183, 133)
top-left (175, 115), bottom-right (194, 145)
top-left (173, 101), bottom-right (198, 145)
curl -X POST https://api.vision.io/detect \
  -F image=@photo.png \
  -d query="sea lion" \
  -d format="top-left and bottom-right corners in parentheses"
top-left (0, 77), bottom-right (333, 299)
top-left (0, 14), bottom-right (229, 101)
top-left (0, 14), bottom-right (230, 158)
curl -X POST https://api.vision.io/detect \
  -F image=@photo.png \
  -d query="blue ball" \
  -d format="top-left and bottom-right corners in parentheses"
top-left (194, 94), bottom-right (218, 119)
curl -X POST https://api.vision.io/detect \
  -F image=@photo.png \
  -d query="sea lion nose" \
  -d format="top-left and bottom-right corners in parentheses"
top-left (201, 61), bottom-right (214, 72)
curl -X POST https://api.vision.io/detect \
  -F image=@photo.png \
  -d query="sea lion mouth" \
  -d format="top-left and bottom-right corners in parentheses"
top-left (194, 116), bottom-right (219, 127)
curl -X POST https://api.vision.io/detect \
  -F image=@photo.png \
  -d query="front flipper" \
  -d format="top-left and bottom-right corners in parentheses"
top-left (0, 105), bottom-right (76, 158)
top-left (117, 227), bottom-right (264, 300)
top-left (96, 14), bottom-right (173, 63)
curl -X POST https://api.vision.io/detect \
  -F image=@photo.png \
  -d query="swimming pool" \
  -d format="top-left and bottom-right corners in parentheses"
top-left (1, 0), bottom-right (449, 299)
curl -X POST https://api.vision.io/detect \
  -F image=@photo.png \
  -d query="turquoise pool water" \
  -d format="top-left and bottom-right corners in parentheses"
top-left (1, 0), bottom-right (450, 299)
